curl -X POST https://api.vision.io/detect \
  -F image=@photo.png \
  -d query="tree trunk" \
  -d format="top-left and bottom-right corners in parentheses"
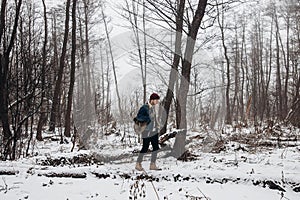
top-left (172, 0), bottom-right (207, 158)
top-left (124, 0), bottom-right (148, 103)
top-left (83, 0), bottom-right (93, 123)
top-left (0, 0), bottom-right (22, 159)
top-left (36, 0), bottom-right (48, 141)
top-left (265, 16), bottom-right (274, 119)
top-left (160, 0), bottom-right (185, 135)
top-left (105, 48), bottom-right (111, 125)
top-left (64, 0), bottom-right (77, 137)
top-left (283, 16), bottom-right (290, 118)
top-left (240, 20), bottom-right (246, 122)
top-left (142, 0), bottom-right (147, 103)
top-left (275, 11), bottom-right (283, 120)
top-left (0, 55), bottom-right (12, 142)
top-left (216, 0), bottom-right (231, 124)
top-left (101, 6), bottom-right (124, 127)
top-left (49, 0), bottom-right (71, 131)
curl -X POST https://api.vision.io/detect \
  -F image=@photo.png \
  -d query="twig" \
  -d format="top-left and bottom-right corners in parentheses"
top-left (142, 169), bottom-right (160, 200)
top-left (1, 177), bottom-right (8, 193)
top-left (279, 191), bottom-right (290, 200)
top-left (197, 187), bottom-right (210, 200)
top-left (71, 125), bottom-right (77, 152)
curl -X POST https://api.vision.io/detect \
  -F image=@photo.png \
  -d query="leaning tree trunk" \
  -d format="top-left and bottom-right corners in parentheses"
top-left (160, 0), bottom-right (185, 135)
top-left (172, 0), bottom-right (208, 158)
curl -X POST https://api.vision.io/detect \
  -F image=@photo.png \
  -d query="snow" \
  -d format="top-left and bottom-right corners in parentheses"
top-left (1, 1), bottom-right (300, 199)
top-left (1, 129), bottom-right (300, 200)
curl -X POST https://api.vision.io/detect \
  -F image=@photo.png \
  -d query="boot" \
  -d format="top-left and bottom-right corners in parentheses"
top-left (135, 162), bottom-right (144, 171)
top-left (149, 162), bottom-right (161, 170)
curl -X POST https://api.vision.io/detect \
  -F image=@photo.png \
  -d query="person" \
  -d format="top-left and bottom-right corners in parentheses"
top-left (134, 93), bottom-right (161, 171)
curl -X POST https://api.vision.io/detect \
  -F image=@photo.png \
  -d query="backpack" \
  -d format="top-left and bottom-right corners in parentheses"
top-left (133, 117), bottom-right (147, 134)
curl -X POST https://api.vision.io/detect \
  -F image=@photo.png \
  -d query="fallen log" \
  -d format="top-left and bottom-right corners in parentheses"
top-left (0, 169), bottom-right (18, 175)
top-left (177, 150), bottom-right (198, 161)
top-left (159, 131), bottom-right (177, 145)
top-left (39, 172), bottom-right (87, 178)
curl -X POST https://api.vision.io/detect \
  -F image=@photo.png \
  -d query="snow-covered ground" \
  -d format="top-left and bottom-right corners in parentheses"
top-left (0, 128), bottom-right (300, 200)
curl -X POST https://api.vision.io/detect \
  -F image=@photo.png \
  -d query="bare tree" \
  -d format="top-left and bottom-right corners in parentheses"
top-left (64, 0), bottom-right (77, 137)
top-left (36, 0), bottom-right (48, 141)
top-left (273, 6), bottom-right (283, 120)
top-left (0, 0), bottom-right (22, 159)
top-left (49, 0), bottom-right (71, 132)
top-left (160, 0), bottom-right (185, 135)
top-left (123, 0), bottom-right (148, 103)
top-left (172, 0), bottom-right (208, 158)
top-left (101, 4), bottom-right (124, 129)
top-left (82, 0), bottom-right (95, 122)
top-left (216, 0), bottom-right (231, 124)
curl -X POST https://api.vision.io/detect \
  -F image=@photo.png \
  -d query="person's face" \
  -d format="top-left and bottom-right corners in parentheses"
top-left (151, 99), bottom-right (159, 105)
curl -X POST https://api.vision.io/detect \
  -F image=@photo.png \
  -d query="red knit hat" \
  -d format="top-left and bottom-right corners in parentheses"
top-left (150, 93), bottom-right (160, 100)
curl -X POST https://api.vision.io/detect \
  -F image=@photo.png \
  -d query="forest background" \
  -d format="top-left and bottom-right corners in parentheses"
top-left (0, 0), bottom-right (299, 161)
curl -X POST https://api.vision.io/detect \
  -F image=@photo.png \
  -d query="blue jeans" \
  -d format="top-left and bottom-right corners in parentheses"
top-left (137, 134), bottom-right (159, 163)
